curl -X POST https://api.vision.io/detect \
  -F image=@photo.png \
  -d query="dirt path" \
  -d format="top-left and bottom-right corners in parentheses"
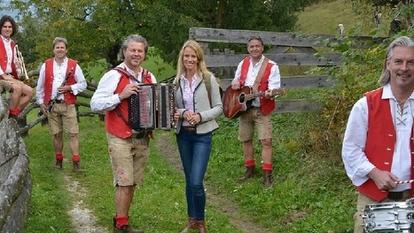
top-left (64, 175), bottom-right (110, 233)
top-left (154, 131), bottom-right (273, 233)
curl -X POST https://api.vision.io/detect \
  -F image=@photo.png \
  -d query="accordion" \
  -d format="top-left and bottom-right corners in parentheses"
top-left (128, 83), bottom-right (175, 131)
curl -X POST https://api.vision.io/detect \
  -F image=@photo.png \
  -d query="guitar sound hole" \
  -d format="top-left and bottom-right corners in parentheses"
top-left (239, 94), bottom-right (245, 103)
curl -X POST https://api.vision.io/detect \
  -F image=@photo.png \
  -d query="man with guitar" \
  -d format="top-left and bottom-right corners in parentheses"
top-left (230, 36), bottom-right (281, 187)
top-left (36, 37), bottom-right (87, 171)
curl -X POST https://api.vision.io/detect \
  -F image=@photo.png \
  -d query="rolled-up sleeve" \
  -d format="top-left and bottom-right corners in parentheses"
top-left (90, 70), bottom-right (122, 112)
top-left (70, 64), bottom-right (87, 95)
top-left (342, 97), bottom-right (375, 186)
top-left (268, 63), bottom-right (281, 90)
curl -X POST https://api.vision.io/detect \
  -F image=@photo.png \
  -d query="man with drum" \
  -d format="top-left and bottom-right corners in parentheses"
top-left (90, 34), bottom-right (156, 233)
top-left (230, 36), bottom-right (281, 187)
top-left (342, 36), bottom-right (414, 233)
top-left (0, 15), bottom-right (33, 118)
top-left (36, 37), bottom-right (86, 171)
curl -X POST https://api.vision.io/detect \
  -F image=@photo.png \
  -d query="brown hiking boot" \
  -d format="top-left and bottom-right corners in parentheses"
top-left (113, 225), bottom-right (144, 233)
top-left (239, 166), bottom-right (255, 181)
top-left (195, 220), bottom-right (208, 233)
top-left (263, 171), bottom-right (273, 187)
top-left (73, 161), bottom-right (80, 172)
top-left (180, 218), bottom-right (197, 233)
top-left (55, 159), bottom-right (63, 169)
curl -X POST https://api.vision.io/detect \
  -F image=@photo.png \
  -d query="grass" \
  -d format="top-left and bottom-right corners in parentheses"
top-left (296, 0), bottom-right (391, 36)
top-left (22, 1), bottom-right (363, 232)
top-left (24, 115), bottom-right (243, 233)
top-left (209, 113), bottom-right (355, 233)
top-left (24, 110), bottom-right (356, 232)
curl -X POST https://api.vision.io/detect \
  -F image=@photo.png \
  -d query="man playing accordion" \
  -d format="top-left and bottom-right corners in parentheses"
top-left (91, 34), bottom-right (156, 233)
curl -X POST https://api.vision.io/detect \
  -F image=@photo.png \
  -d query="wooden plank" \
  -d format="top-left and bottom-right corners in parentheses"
top-left (189, 27), bottom-right (337, 47)
top-left (189, 27), bottom-right (387, 47)
top-left (275, 99), bottom-right (321, 113)
top-left (220, 75), bottom-right (334, 89)
top-left (206, 53), bottom-right (341, 67)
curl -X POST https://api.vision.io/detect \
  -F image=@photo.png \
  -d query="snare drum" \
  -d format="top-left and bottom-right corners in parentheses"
top-left (362, 200), bottom-right (414, 232)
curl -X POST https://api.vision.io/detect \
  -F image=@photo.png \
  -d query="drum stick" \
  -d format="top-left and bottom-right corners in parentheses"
top-left (395, 179), bottom-right (414, 184)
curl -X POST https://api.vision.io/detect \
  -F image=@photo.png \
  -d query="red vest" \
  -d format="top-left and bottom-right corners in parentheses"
top-left (105, 68), bottom-right (153, 139)
top-left (357, 87), bottom-right (414, 201)
top-left (239, 57), bottom-right (276, 115)
top-left (0, 38), bottom-right (18, 79)
top-left (43, 58), bottom-right (78, 105)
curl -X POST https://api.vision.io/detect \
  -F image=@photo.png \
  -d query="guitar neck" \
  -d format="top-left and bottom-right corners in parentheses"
top-left (245, 92), bottom-right (265, 101)
top-left (245, 88), bottom-right (285, 101)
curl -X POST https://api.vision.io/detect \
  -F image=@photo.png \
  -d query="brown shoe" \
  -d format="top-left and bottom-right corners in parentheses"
top-left (239, 166), bottom-right (255, 181)
top-left (55, 159), bottom-right (63, 169)
top-left (180, 218), bottom-right (197, 233)
top-left (263, 171), bottom-right (273, 187)
top-left (73, 161), bottom-right (80, 172)
top-left (195, 220), bottom-right (208, 233)
top-left (113, 225), bottom-right (144, 233)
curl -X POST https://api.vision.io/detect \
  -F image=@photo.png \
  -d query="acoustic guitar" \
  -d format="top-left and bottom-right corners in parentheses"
top-left (222, 86), bottom-right (286, 119)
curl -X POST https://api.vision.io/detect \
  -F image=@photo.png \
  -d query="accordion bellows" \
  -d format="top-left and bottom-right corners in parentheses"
top-left (128, 84), bottom-right (175, 131)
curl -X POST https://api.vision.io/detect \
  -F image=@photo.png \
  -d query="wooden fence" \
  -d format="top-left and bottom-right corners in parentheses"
top-left (0, 81), bottom-right (31, 233)
top-left (189, 27), bottom-right (380, 113)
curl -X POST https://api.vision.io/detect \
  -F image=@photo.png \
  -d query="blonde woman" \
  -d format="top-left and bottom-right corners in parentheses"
top-left (173, 40), bottom-right (222, 233)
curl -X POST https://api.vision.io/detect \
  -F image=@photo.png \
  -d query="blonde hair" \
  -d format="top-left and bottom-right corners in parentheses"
top-left (379, 36), bottom-right (414, 85)
top-left (175, 40), bottom-right (210, 82)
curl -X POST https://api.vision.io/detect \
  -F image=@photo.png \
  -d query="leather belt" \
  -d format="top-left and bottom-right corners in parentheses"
top-left (54, 99), bottom-right (65, 104)
top-left (182, 126), bottom-right (196, 132)
top-left (388, 190), bottom-right (411, 201)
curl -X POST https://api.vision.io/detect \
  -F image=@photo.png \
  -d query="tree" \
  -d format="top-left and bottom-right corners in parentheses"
top-left (8, 0), bottom-right (319, 66)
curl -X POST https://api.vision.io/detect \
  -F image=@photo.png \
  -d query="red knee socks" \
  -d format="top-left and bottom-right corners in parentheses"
top-left (72, 154), bottom-right (80, 162)
top-left (55, 153), bottom-right (63, 161)
top-left (115, 215), bottom-right (129, 228)
top-left (262, 163), bottom-right (272, 172)
top-left (244, 159), bottom-right (256, 168)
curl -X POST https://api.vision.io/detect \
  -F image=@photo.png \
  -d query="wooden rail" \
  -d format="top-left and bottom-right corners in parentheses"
top-left (205, 53), bottom-right (341, 67)
top-left (189, 27), bottom-right (347, 113)
top-left (190, 27), bottom-right (386, 48)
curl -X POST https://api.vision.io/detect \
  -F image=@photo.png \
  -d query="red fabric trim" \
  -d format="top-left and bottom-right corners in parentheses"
top-left (262, 163), bottom-right (272, 171)
top-left (258, 63), bottom-right (275, 115)
top-left (72, 154), bottom-right (80, 162)
top-left (115, 215), bottom-right (129, 228)
top-left (63, 59), bottom-right (78, 104)
top-left (239, 57), bottom-right (250, 87)
top-left (55, 153), bottom-right (63, 161)
top-left (244, 159), bottom-right (256, 168)
top-left (0, 39), bottom-right (18, 79)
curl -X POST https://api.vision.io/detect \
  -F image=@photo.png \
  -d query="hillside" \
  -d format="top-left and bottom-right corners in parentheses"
top-left (295, 0), bottom-right (389, 36)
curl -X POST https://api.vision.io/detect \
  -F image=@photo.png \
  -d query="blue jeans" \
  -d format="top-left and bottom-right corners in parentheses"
top-left (176, 130), bottom-right (212, 220)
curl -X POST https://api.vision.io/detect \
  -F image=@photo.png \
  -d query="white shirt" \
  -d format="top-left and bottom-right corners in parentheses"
top-left (0, 35), bottom-right (18, 76)
top-left (90, 63), bottom-right (157, 112)
top-left (342, 84), bottom-right (414, 191)
top-left (36, 57), bottom-right (87, 105)
top-left (232, 55), bottom-right (281, 106)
